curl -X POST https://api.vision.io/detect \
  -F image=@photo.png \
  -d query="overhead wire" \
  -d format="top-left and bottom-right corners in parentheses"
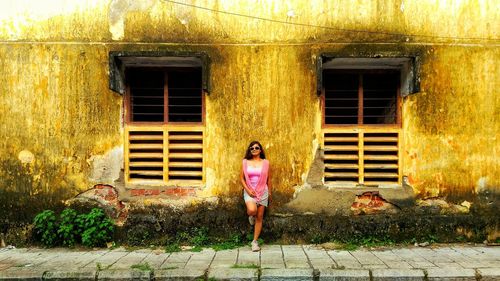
top-left (161, 0), bottom-right (499, 43)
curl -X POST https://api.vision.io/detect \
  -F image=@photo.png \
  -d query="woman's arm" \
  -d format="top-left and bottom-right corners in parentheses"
top-left (267, 163), bottom-right (272, 202)
top-left (241, 167), bottom-right (256, 197)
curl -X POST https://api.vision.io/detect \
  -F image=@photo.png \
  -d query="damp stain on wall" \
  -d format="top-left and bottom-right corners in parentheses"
top-left (0, 1), bottom-right (498, 220)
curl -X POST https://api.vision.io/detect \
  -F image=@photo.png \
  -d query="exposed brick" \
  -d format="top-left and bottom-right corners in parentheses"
top-left (144, 189), bottom-right (160, 196)
top-left (130, 189), bottom-right (145, 196)
top-left (104, 193), bottom-right (117, 201)
top-left (161, 188), bottom-right (195, 196)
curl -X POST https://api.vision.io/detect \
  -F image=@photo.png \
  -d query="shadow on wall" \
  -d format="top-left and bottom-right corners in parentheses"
top-left (0, 158), bottom-right (76, 223)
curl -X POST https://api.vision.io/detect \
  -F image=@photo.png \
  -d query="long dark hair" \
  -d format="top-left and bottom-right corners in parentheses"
top-left (244, 141), bottom-right (266, 160)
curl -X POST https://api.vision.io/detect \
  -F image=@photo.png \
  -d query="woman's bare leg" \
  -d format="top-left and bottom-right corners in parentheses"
top-left (253, 205), bottom-right (266, 241)
top-left (245, 201), bottom-right (257, 217)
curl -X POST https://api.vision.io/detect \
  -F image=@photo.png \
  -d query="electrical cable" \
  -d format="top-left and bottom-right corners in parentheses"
top-left (161, 0), bottom-right (499, 42)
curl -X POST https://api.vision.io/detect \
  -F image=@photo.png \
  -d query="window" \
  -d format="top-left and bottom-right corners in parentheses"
top-left (322, 68), bottom-right (402, 187)
top-left (127, 68), bottom-right (203, 123)
top-left (323, 71), bottom-right (400, 125)
top-left (124, 66), bottom-right (204, 185)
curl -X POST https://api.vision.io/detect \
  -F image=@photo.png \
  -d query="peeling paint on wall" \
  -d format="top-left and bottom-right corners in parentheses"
top-left (88, 146), bottom-right (123, 184)
top-left (0, 0), bottom-right (498, 221)
top-left (109, 0), bottom-right (155, 40)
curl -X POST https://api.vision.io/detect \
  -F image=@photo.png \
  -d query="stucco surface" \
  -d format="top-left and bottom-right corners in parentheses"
top-left (0, 0), bottom-right (498, 220)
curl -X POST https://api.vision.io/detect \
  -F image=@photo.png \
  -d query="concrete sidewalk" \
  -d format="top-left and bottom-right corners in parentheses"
top-left (0, 244), bottom-right (498, 280)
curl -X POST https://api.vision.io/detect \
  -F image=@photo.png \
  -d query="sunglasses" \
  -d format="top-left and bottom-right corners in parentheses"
top-left (249, 146), bottom-right (261, 151)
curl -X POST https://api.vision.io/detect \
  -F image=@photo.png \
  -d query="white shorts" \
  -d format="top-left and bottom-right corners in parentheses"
top-left (243, 189), bottom-right (269, 207)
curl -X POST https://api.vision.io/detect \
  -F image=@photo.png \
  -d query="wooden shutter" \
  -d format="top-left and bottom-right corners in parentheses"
top-left (126, 127), bottom-right (165, 183)
top-left (125, 125), bottom-right (204, 185)
top-left (167, 128), bottom-right (203, 183)
top-left (324, 131), bottom-right (359, 185)
top-left (363, 131), bottom-right (400, 186)
top-left (323, 128), bottom-right (401, 186)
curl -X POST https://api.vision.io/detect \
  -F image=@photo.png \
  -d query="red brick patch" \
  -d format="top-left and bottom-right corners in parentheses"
top-left (130, 188), bottom-right (196, 197)
top-left (351, 191), bottom-right (396, 215)
top-left (130, 189), bottom-right (145, 196)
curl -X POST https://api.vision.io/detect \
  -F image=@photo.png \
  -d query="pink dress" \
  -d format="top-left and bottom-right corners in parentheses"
top-left (242, 159), bottom-right (269, 206)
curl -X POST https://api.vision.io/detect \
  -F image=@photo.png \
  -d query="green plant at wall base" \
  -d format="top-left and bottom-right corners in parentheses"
top-left (57, 208), bottom-right (78, 247)
top-left (212, 234), bottom-right (245, 251)
top-left (190, 245), bottom-right (203, 252)
top-left (426, 234), bottom-right (438, 244)
top-left (33, 208), bottom-right (114, 247)
top-left (191, 227), bottom-right (209, 247)
top-left (33, 210), bottom-right (58, 246)
top-left (165, 242), bottom-right (181, 253)
top-left (76, 208), bottom-right (115, 247)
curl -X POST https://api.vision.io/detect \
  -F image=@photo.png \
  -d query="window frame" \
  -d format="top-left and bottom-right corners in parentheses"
top-left (111, 52), bottom-right (210, 188)
top-left (124, 67), bottom-right (206, 127)
top-left (318, 58), bottom-right (409, 187)
top-left (321, 69), bottom-right (402, 129)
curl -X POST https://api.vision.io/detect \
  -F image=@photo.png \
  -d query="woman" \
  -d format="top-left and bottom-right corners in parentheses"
top-left (240, 140), bottom-right (272, 252)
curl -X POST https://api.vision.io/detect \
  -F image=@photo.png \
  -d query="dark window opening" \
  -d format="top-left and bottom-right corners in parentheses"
top-left (129, 69), bottom-right (165, 123)
top-left (127, 68), bottom-right (202, 123)
top-left (323, 71), bottom-right (399, 125)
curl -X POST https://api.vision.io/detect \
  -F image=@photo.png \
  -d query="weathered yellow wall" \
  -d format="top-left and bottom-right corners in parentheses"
top-left (0, 0), bottom-right (498, 218)
top-left (403, 46), bottom-right (500, 198)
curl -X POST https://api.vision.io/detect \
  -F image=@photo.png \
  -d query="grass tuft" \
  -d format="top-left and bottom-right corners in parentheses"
top-left (131, 262), bottom-right (152, 271)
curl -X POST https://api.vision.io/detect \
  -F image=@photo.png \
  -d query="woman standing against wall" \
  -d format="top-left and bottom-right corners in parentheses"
top-left (240, 141), bottom-right (272, 252)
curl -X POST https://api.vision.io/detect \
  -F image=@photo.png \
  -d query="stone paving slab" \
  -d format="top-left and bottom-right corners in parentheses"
top-left (261, 268), bottom-right (315, 280)
top-left (261, 245), bottom-right (283, 251)
top-left (319, 269), bottom-right (370, 281)
top-left (164, 251), bottom-right (192, 263)
top-left (303, 246), bottom-right (331, 259)
top-left (361, 264), bottom-right (388, 269)
top-left (336, 262), bottom-right (363, 269)
top-left (261, 246), bottom-right (284, 269)
top-left (383, 262), bottom-right (413, 269)
top-left (407, 260), bottom-right (436, 269)
top-left (140, 251), bottom-right (170, 269)
top-left (308, 258), bottom-right (334, 269)
top-left (391, 249), bottom-right (427, 262)
top-left (261, 263), bottom-right (286, 269)
top-left (282, 246), bottom-right (310, 269)
top-left (0, 245), bottom-right (498, 280)
top-left (350, 250), bottom-right (385, 265)
top-left (40, 252), bottom-right (100, 270)
top-left (457, 260), bottom-right (493, 268)
top-left (372, 250), bottom-right (404, 262)
top-left (161, 261), bottom-right (186, 270)
top-left (0, 264), bottom-right (12, 271)
top-left (108, 251), bottom-right (151, 269)
top-left (477, 268), bottom-right (500, 281)
top-left (372, 269), bottom-right (425, 281)
top-left (237, 248), bottom-right (260, 266)
top-left (426, 268), bottom-right (477, 281)
top-left (413, 248), bottom-right (453, 263)
top-left (184, 249), bottom-right (215, 270)
top-left (43, 270), bottom-right (97, 281)
top-left (83, 250), bottom-right (129, 269)
top-left (0, 268), bottom-right (47, 280)
top-left (97, 269), bottom-right (152, 280)
top-left (75, 250), bottom-right (111, 267)
top-left (155, 268), bottom-right (205, 281)
top-left (211, 250), bottom-right (238, 268)
top-left (208, 268), bottom-right (259, 281)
